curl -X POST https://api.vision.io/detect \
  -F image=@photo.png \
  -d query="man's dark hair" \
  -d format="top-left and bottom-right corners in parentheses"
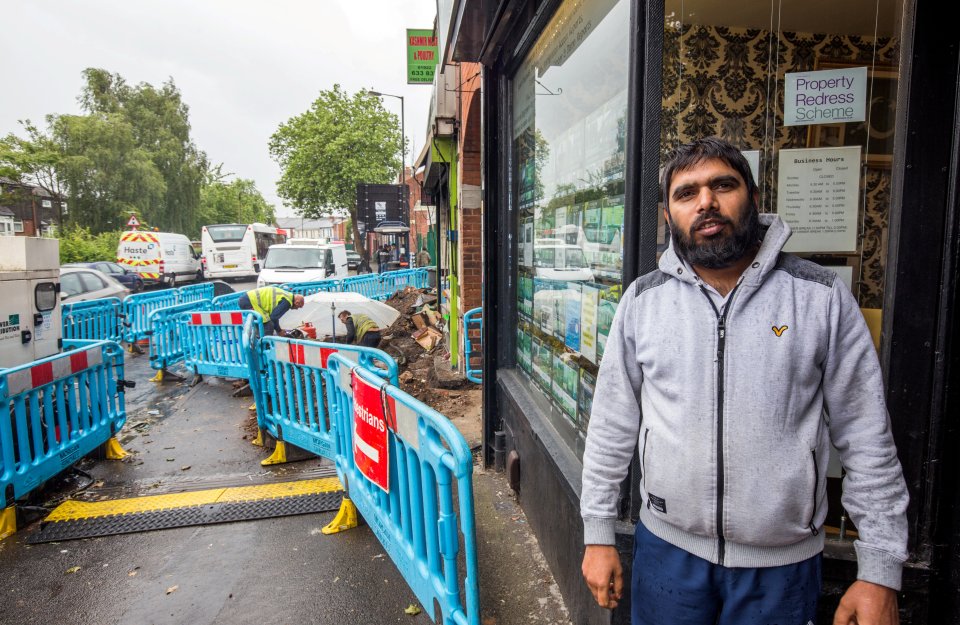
top-left (661, 137), bottom-right (758, 207)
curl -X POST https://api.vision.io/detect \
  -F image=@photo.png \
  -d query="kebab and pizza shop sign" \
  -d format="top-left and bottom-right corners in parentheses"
top-left (352, 370), bottom-right (392, 493)
top-left (784, 66), bottom-right (867, 126)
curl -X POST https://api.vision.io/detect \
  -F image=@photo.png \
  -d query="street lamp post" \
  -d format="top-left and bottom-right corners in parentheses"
top-left (369, 90), bottom-right (405, 184)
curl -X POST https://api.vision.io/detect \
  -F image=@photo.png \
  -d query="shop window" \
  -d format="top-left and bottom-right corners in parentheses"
top-left (510, 0), bottom-right (630, 457)
top-left (660, 0), bottom-right (904, 529)
top-left (661, 0), bottom-right (903, 312)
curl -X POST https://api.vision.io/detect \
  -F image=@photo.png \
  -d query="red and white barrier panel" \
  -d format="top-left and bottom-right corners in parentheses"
top-left (3, 347), bottom-right (104, 397)
top-left (275, 342), bottom-right (339, 369)
top-left (189, 312), bottom-right (246, 326)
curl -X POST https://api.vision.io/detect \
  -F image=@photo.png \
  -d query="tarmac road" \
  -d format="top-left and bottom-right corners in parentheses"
top-left (0, 273), bottom-right (572, 625)
top-left (0, 353), bottom-right (422, 625)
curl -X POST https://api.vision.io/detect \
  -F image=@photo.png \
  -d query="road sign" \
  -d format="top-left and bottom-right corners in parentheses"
top-left (127, 214), bottom-right (141, 229)
top-left (352, 370), bottom-right (390, 493)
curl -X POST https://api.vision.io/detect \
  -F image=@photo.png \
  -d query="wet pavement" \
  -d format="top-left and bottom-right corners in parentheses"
top-left (0, 290), bottom-right (571, 625)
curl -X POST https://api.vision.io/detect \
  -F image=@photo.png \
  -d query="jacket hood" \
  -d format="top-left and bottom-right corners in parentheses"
top-left (658, 213), bottom-right (792, 288)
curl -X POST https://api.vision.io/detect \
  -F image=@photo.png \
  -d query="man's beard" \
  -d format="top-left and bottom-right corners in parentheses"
top-left (669, 202), bottom-right (761, 269)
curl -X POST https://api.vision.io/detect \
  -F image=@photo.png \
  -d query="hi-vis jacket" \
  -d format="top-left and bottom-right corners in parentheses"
top-left (247, 287), bottom-right (294, 322)
top-left (345, 314), bottom-right (378, 344)
top-left (580, 214), bottom-right (909, 590)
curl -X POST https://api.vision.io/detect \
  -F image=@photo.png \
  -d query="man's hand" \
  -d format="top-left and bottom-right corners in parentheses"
top-left (582, 544), bottom-right (623, 610)
top-left (833, 580), bottom-right (899, 625)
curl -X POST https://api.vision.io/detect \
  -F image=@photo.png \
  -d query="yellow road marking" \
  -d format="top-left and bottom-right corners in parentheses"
top-left (45, 477), bottom-right (343, 522)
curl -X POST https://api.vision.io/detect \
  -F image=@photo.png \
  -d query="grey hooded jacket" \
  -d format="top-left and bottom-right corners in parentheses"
top-left (580, 214), bottom-right (909, 590)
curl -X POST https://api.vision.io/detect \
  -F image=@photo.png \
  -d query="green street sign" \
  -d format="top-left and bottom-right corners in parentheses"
top-left (407, 29), bottom-right (439, 85)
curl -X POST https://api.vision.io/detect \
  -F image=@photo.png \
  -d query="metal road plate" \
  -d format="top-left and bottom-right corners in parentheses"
top-left (29, 478), bottom-right (344, 543)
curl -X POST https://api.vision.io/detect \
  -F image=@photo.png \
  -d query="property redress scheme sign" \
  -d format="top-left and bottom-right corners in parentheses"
top-left (783, 66), bottom-right (868, 126)
top-left (407, 29), bottom-right (439, 85)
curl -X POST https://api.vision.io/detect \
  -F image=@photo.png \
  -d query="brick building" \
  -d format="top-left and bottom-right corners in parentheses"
top-left (0, 178), bottom-right (63, 237)
top-left (416, 60), bottom-right (483, 373)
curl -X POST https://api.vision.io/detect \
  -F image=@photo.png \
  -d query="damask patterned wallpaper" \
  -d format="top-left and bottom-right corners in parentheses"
top-left (661, 24), bottom-right (899, 308)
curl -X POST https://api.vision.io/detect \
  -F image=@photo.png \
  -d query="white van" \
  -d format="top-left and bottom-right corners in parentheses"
top-left (117, 231), bottom-right (201, 286)
top-left (533, 240), bottom-right (595, 282)
top-left (256, 242), bottom-right (349, 288)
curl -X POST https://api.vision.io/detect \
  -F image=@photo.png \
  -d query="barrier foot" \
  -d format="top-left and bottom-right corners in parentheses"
top-left (104, 437), bottom-right (129, 460)
top-left (251, 429), bottom-right (264, 447)
top-left (150, 369), bottom-right (184, 384)
top-left (0, 507), bottom-right (16, 541)
top-left (321, 498), bottom-right (358, 535)
top-left (261, 441), bottom-right (288, 466)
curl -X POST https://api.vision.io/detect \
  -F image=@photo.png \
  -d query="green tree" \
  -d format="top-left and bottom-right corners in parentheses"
top-left (269, 84), bottom-right (401, 257)
top-left (51, 112), bottom-right (165, 232)
top-left (198, 176), bottom-right (276, 229)
top-left (78, 69), bottom-right (208, 234)
top-left (0, 121), bottom-right (67, 218)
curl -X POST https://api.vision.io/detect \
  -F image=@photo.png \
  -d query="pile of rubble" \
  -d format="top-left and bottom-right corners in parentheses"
top-left (379, 286), bottom-right (467, 403)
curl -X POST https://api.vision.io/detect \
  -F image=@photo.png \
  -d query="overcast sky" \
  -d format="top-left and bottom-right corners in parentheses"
top-left (0, 0), bottom-right (437, 217)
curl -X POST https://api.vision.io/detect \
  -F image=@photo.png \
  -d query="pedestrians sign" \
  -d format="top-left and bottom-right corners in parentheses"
top-left (352, 370), bottom-right (390, 493)
top-left (127, 214), bottom-right (140, 229)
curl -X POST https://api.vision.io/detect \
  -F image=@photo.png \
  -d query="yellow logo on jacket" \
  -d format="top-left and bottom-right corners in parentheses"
top-left (772, 325), bottom-right (788, 337)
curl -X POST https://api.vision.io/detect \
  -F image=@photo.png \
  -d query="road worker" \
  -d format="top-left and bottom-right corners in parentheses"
top-left (238, 286), bottom-right (305, 335)
top-left (338, 310), bottom-right (382, 347)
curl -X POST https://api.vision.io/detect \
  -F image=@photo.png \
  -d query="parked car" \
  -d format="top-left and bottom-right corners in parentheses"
top-left (59, 266), bottom-right (129, 302)
top-left (65, 261), bottom-right (145, 292)
top-left (346, 250), bottom-right (362, 270)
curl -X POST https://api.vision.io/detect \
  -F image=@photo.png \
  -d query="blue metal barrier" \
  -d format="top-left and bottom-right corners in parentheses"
top-left (463, 307), bottom-right (483, 384)
top-left (326, 355), bottom-right (480, 625)
top-left (177, 282), bottom-right (214, 304)
top-left (180, 311), bottom-right (263, 380)
top-left (211, 292), bottom-right (245, 310)
top-left (62, 298), bottom-right (124, 343)
top-left (0, 340), bottom-right (129, 509)
top-left (148, 300), bottom-right (212, 373)
top-left (251, 337), bottom-right (398, 458)
top-left (122, 289), bottom-right (179, 344)
top-left (284, 279), bottom-right (343, 296)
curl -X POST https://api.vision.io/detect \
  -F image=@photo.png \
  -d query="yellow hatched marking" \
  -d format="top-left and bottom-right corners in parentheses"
top-left (45, 477), bottom-right (343, 522)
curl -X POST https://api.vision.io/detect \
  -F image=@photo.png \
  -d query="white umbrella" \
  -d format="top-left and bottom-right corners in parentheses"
top-left (280, 291), bottom-right (400, 338)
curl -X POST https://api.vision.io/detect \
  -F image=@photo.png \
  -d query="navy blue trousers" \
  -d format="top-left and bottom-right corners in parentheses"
top-left (632, 522), bottom-right (821, 625)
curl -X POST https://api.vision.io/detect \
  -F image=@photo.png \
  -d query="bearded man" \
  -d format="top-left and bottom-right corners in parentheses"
top-left (580, 137), bottom-right (908, 625)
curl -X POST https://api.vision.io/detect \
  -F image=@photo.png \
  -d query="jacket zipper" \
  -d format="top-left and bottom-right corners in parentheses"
top-left (699, 282), bottom-right (741, 566)
top-left (808, 449), bottom-right (820, 536)
top-left (642, 428), bottom-right (650, 508)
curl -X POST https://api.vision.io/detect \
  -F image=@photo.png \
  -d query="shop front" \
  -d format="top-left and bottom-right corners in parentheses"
top-left (473, 0), bottom-right (960, 622)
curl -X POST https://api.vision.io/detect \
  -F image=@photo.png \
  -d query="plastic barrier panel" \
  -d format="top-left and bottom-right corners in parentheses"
top-left (463, 307), bottom-right (482, 384)
top-left (148, 300), bottom-right (212, 372)
top-left (62, 298), bottom-right (124, 343)
top-left (177, 282), bottom-right (214, 304)
top-left (252, 337), bottom-right (398, 457)
top-left (180, 311), bottom-right (263, 380)
top-left (211, 292), bottom-right (244, 311)
top-left (326, 355), bottom-right (480, 625)
top-left (340, 274), bottom-right (385, 300)
top-left (378, 270), bottom-right (416, 300)
top-left (284, 280), bottom-right (343, 296)
top-left (0, 341), bottom-right (128, 508)
top-left (122, 289), bottom-right (179, 344)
